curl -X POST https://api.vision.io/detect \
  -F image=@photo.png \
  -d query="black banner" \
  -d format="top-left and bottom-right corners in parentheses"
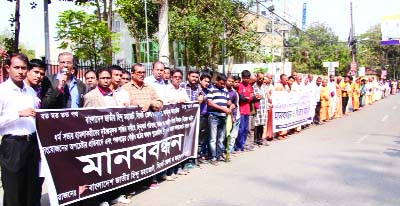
top-left (36, 103), bottom-right (199, 205)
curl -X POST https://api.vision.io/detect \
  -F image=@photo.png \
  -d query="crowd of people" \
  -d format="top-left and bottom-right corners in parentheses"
top-left (0, 50), bottom-right (398, 206)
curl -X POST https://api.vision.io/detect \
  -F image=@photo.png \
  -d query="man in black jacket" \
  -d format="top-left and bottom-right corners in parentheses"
top-left (42, 52), bottom-right (88, 108)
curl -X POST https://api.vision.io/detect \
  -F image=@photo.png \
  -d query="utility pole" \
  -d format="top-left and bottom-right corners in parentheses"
top-left (350, 1), bottom-right (356, 63)
top-left (270, 9), bottom-right (275, 73)
top-left (44, 0), bottom-right (50, 74)
top-left (158, 0), bottom-right (169, 66)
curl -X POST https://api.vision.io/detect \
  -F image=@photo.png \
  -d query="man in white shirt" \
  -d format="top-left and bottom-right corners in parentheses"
top-left (165, 69), bottom-right (190, 103)
top-left (313, 77), bottom-right (322, 124)
top-left (109, 65), bottom-right (130, 107)
top-left (144, 61), bottom-right (167, 102)
top-left (328, 75), bottom-right (337, 119)
top-left (0, 53), bottom-right (41, 206)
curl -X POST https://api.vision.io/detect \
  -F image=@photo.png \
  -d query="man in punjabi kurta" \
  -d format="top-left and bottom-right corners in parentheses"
top-left (335, 76), bottom-right (343, 118)
top-left (351, 78), bottom-right (361, 111)
top-left (320, 79), bottom-right (331, 122)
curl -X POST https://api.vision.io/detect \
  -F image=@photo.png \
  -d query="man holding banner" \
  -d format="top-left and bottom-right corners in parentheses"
top-left (0, 53), bottom-right (41, 206)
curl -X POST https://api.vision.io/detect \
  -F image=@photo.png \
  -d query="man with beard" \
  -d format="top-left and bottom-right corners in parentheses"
top-left (253, 72), bottom-right (268, 145)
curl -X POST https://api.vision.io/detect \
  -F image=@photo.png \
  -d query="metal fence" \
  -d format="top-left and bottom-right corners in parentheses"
top-left (0, 60), bottom-right (240, 83)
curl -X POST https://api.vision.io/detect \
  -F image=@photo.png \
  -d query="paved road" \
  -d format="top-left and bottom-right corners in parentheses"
top-left (39, 94), bottom-right (400, 206)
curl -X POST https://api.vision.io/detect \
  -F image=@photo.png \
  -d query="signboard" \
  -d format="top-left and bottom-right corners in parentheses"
top-left (381, 15), bottom-right (400, 40)
top-left (358, 67), bottom-right (366, 76)
top-left (36, 103), bottom-right (199, 205)
top-left (350, 62), bottom-right (358, 71)
top-left (272, 91), bottom-right (314, 132)
top-left (323, 62), bottom-right (339, 76)
top-left (381, 69), bottom-right (387, 79)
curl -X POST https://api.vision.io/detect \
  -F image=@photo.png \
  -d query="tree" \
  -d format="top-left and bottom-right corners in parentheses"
top-left (0, 31), bottom-right (35, 60)
top-left (357, 24), bottom-right (400, 79)
top-left (115, 0), bottom-right (158, 63)
top-left (56, 10), bottom-right (119, 67)
top-left (4, 0), bottom-right (21, 53)
top-left (169, 0), bottom-right (260, 72)
top-left (288, 23), bottom-right (352, 76)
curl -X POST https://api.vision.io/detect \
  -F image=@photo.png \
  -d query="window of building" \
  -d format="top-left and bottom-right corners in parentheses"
top-left (113, 20), bottom-right (121, 32)
top-left (176, 42), bottom-right (185, 67)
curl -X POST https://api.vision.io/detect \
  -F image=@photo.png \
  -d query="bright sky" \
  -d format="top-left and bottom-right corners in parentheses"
top-left (0, 0), bottom-right (399, 59)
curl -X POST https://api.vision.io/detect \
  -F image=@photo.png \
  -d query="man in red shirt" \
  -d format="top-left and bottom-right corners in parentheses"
top-left (235, 70), bottom-right (255, 151)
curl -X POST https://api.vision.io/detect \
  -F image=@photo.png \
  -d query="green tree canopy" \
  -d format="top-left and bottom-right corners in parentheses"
top-left (56, 10), bottom-right (119, 67)
top-left (169, 0), bottom-right (260, 71)
top-left (288, 22), bottom-right (352, 76)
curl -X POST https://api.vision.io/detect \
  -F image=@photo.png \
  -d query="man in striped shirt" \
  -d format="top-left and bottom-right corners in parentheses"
top-left (207, 73), bottom-right (234, 165)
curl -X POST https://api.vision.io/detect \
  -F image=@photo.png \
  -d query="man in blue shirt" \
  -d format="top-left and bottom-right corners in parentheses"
top-left (207, 73), bottom-right (233, 165)
top-left (198, 73), bottom-right (211, 163)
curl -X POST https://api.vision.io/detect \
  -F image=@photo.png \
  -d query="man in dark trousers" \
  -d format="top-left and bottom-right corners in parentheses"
top-left (0, 53), bottom-right (41, 206)
top-left (42, 52), bottom-right (88, 108)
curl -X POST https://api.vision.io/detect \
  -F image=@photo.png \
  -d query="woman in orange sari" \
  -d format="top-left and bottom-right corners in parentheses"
top-left (351, 78), bottom-right (361, 111)
top-left (320, 79), bottom-right (331, 122)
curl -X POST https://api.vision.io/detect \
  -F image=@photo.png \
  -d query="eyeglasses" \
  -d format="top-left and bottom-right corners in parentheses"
top-left (98, 77), bottom-right (111, 80)
top-left (172, 76), bottom-right (182, 79)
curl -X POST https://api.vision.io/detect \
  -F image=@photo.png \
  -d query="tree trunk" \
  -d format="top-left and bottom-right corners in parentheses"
top-left (106, 0), bottom-right (113, 65)
top-left (227, 55), bottom-right (235, 75)
top-left (134, 34), bottom-right (141, 63)
top-left (185, 40), bottom-right (190, 71)
top-left (210, 41), bottom-right (218, 80)
top-left (102, 0), bottom-right (107, 22)
top-left (169, 40), bottom-right (175, 67)
top-left (13, 0), bottom-right (20, 53)
top-left (95, 0), bottom-right (101, 21)
top-left (158, 0), bottom-right (170, 65)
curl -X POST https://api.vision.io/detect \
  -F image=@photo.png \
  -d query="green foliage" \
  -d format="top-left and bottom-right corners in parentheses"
top-left (357, 24), bottom-right (400, 78)
top-left (0, 31), bottom-right (35, 59)
top-left (115, 0), bottom-right (158, 40)
top-left (288, 22), bottom-right (352, 76)
top-left (0, 32), bottom-right (14, 52)
top-left (169, 0), bottom-right (260, 70)
top-left (56, 10), bottom-right (119, 67)
top-left (253, 67), bottom-right (267, 73)
top-left (115, 0), bottom-right (158, 63)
